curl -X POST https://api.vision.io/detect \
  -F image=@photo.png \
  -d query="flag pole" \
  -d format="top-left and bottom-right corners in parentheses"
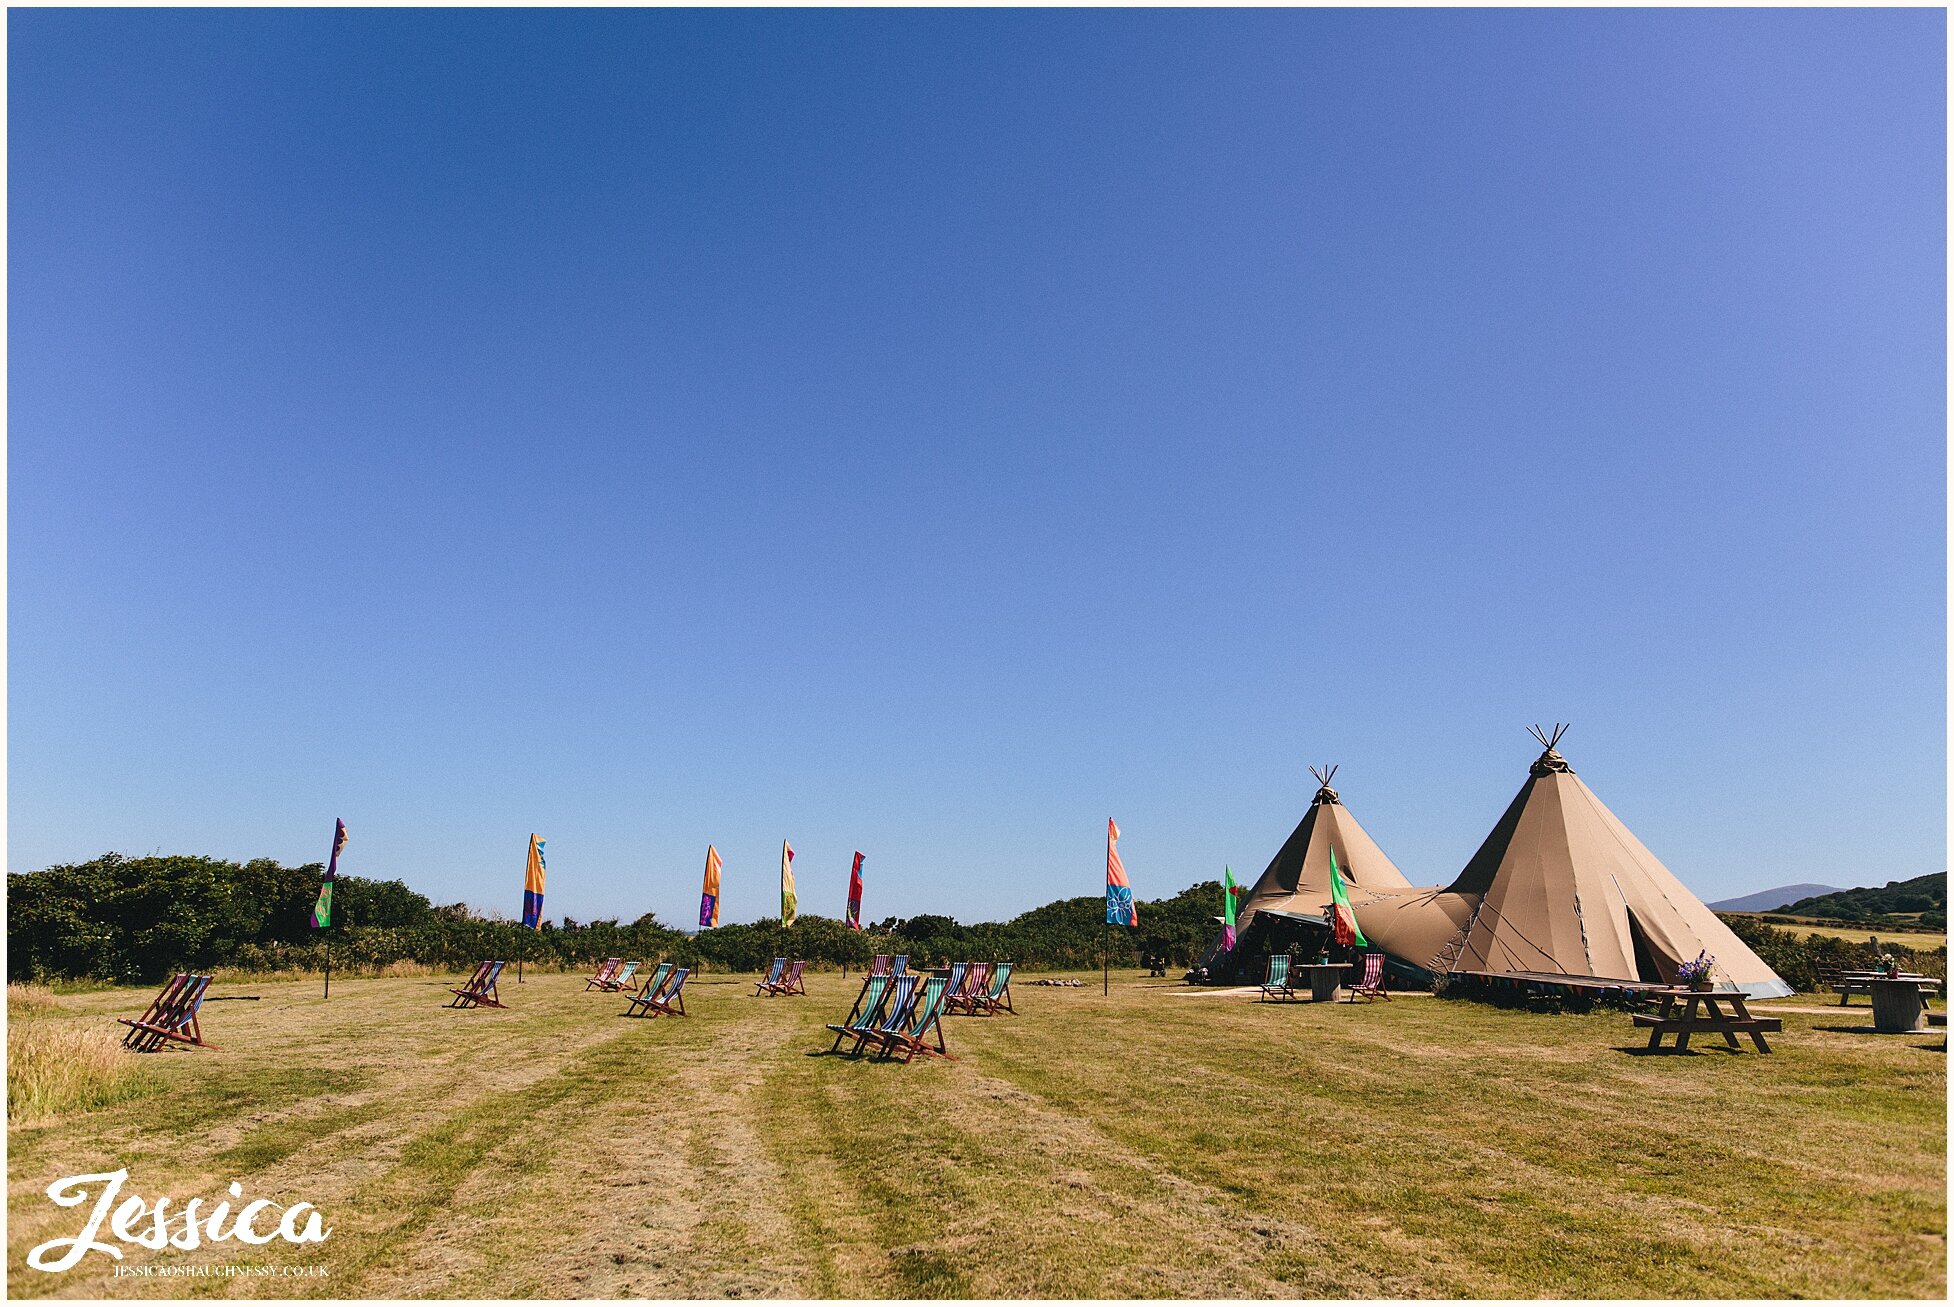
top-left (324, 935), bottom-right (331, 1000)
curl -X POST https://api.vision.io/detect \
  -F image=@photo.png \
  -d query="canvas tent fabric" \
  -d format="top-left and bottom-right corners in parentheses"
top-left (1436, 744), bottom-right (1792, 997)
top-left (1233, 775), bottom-right (1413, 929)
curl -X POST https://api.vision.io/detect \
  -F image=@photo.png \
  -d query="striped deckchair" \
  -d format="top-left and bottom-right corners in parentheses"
top-left (948, 961), bottom-right (990, 1015)
top-left (626, 961), bottom-right (673, 1003)
top-left (827, 973), bottom-right (892, 1052)
top-left (891, 955), bottom-right (910, 979)
top-left (753, 957), bottom-right (788, 996)
top-left (118, 974), bottom-right (216, 1051)
top-left (940, 961), bottom-right (969, 1010)
top-left (597, 960), bottom-right (642, 993)
top-left (585, 958), bottom-right (624, 991)
top-left (119, 974), bottom-right (189, 1048)
top-left (625, 967), bottom-right (691, 1018)
top-left (448, 961), bottom-right (508, 1009)
top-left (874, 975), bottom-right (953, 1063)
top-left (844, 973), bottom-right (918, 1057)
top-left (1346, 951), bottom-right (1389, 1002)
top-left (868, 954), bottom-right (891, 977)
top-left (969, 962), bottom-right (1015, 1015)
top-left (1260, 954), bottom-right (1295, 1002)
top-left (768, 960), bottom-right (807, 997)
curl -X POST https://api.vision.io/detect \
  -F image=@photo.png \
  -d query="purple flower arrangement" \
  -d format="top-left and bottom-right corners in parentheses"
top-left (1675, 951), bottom-right (1716, 985)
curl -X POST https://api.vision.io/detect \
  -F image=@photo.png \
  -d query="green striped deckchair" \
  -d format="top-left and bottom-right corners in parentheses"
top-left (844, 973), bottom-right (918, 1057)
top-left (623, 965), bottom-right (687, 1018)
top-left (826, 973), bottom-right (892, 1052)
top-left (1260, 954), bottom-right (1295, 1002)
top-left (970, 962), bottom-right (1015, 1015)
top-left (875, 975), bottom-right (953, 1063)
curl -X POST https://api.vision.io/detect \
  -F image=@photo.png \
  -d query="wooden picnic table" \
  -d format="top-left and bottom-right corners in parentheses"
top-left (1833, 971), bottom-right (1939, 1006)
top-left (1632, 986), bottom-right (1781, 1054)
top-left (1294, 962), bottom-right (1351, 1003)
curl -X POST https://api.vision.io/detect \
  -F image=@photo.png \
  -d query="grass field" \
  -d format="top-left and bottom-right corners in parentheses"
top-left (7, 970), bottom-right (1944, 1299)
top-left (1725, 914), bottom-right (1949, 953)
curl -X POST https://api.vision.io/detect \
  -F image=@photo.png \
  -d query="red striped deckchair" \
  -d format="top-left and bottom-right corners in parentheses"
top-left (868, 954), bottom-right (891, 977)
top-left (873, 975), bottom-right (953, 1063)
top-left (752, 957), bottom-right (788, 996)
top-left (448, 960), bottom-right (508, 1009)
top-left (844, 973), bottom-right (918, 1057)
top-left (598, 960), bottom-right (641, 992)
top-left (1347, 951), bottom-right (1389, 1002)
top-left (969, 962), bottom-right (1015, 1015)
top-left (585, 958), bottom-right (624, 991)
top-left (624, 966), bottom-right (691, 1017)
top-left (826, 973), bottom-right (892, 1052)
top-left (947, 961), bottom-right (990, 1015)
top-left (764, 959), bottom-right (807, 996)
top-left (118, 974), bottom-right (217, 1051)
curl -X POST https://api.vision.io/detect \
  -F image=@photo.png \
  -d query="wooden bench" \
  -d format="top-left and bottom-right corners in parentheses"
top-left (1633, 987), bottom-right (1780, 1053)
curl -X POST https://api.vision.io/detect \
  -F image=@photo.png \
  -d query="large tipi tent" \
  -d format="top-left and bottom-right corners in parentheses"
top-left (1429, 726), bottom-right (1792, 997)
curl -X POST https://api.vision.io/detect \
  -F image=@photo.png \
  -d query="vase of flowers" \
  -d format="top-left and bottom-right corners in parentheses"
top-left (1879, 953), bottom-right (1900, 978)
top-left (1676, 951), bottom-right (1716, 991)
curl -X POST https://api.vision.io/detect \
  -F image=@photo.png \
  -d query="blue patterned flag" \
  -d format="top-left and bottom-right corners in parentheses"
top-left (1106, 819), bottom-right (1136, 926)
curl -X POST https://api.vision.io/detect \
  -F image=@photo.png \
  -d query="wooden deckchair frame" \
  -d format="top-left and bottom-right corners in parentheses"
top-left (1260, 954), bottom-right (1296, 1002)
top-left (753, 957), bottom-right (788, 997)
top-left (875, 975), bottom-right (955, 1063)
top-left (626, 961), bottom-right (673, 1003)
top-left (624, 966), bottom-right (691, 1017)
top-left (1347, 951), bottom-right (1390, 1002)
top-left (119, 974), bottom-right (217, 1052)
top-left (827, 973), bottom-right (892, 1052)
top-left (448, 960), bottom-right (508, 1009)
top-left (868, 954), bottom-right (891, 977)
top-left (585, 958), bottom-right (624, 991)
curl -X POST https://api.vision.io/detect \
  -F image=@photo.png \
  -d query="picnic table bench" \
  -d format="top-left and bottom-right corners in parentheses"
top-left (1632, 986), bottom-right (1781, 1053)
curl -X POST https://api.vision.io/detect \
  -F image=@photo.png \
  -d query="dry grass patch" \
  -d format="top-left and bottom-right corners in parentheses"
top-left (7, 1020), bottom-right (155, 1126)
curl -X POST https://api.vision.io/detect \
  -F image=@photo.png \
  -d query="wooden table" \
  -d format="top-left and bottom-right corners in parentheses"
top-left (1868, 978), bottom-right (1939, 1033)
top-left (1295, 962), bottom-right (1351, 1003)
top-left (1632, 987), bottom-right (1782, 1053)
top-left (1836, 971), bottom-right (1939, 1006)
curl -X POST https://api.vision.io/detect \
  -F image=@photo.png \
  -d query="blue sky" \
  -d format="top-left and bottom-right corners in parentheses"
top-left (10, 8), bottom-right (1944, 925)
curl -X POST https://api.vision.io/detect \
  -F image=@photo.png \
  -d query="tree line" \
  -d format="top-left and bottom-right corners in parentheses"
top-left (6, 852), bottom-right (1229, 983)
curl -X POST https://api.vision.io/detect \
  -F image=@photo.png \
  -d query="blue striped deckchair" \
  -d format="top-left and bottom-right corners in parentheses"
top-left (626, 961), bottom-right (673, 1003)
top-left (753, 957), bottom-right (787, 997)
top-left (767, 959), bottom-right (808, 997)
top-left (826, 973), bottom-right (892, 1051)
top-left (947, 961), bottom-right (990, 1015)
top-left (119, 974), bottom-right (217, 1051)
top-left (891, 954), bottom-right (909, 978)
top-left (584, 958), bottom-right (624, 991)
top-left (844, 973), bottom-right (918, 1057)
top-left (970, 962), bottom-right (1015, 1015)
top-left (874, 975), bottom-right (953, 1063)
top-left (448, 960), bottom-right (508, 1009)
top-left (624, 966), bottom-right (691, 1018)
top-left (941, 961), bottom-right (968, 1009)
top-left (1260, 954), bottom-right (1295, 1002)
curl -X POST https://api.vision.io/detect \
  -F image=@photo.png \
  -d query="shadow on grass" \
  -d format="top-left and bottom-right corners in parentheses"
top-left (1615, 1045), bottom-right (1750, 1057)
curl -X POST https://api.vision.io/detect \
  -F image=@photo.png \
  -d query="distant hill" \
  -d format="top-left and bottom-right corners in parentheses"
top-left (1709, 883), bottom-right (1845, 913)
top-left (1776, 874), bottom-right (1945, 925)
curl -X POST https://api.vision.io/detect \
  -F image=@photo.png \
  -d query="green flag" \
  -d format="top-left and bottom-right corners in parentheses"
top-left (1328, 846), bottom-right (1369, 948)
top-left (1221, 866), bottom-right (1240, 949)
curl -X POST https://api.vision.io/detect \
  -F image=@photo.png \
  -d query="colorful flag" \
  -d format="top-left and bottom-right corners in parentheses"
top-left (1328, 845), bottom-right (1369, 948)
top-left (1221, 864), bottom-right (1239, 951)
top-left (780, 840), bottom-right (797, 927)
top-left (699, 845), bottom-right (722, 929)
top-left (1106, 818), bottom-right (1136, 926)
top-left (521, 834), bottom-right (547, 929)
top-left (311, 819), bottom-right (347, 929)
top-left (845, 851), bottom-right (865, 930)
